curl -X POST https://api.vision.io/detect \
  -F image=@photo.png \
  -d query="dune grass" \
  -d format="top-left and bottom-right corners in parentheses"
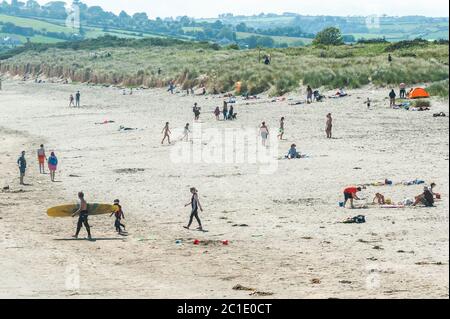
top-left (427, 80), bottom-right (449, 98)
top-left (1, 38), bottom-right (448, 96)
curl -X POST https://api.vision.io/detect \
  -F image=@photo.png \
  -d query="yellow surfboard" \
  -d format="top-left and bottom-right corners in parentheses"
top-left (47, 203), bottom-right (115, 218)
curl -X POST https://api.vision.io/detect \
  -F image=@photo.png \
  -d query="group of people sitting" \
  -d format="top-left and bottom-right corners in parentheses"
top-left (343, 183), bottom-right (439, 209)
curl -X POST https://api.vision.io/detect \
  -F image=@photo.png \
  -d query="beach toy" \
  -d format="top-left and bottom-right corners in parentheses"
top-left (175, 240), bottom-right (182, 245)
top-left (222, 240), bottom-right (229, 246)
top-left (436, 194), bottom-right (441, 200)
top-left (339, 202), bottom-right (345, 208)
top-left (193, 239), bottom-right (200, 245)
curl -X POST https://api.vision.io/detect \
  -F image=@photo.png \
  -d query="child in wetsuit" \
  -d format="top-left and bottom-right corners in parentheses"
top-left (111, 199), bottom-right (126, 234)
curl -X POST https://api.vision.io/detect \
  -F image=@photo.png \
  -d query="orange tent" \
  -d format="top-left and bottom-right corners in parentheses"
top-left (408, 87), bottom-right (430, 99)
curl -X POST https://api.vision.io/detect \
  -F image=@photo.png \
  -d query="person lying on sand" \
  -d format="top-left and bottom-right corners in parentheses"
top-left (72, 192), bottom-right (92, 240)
top-left (111, 199), bottom-right (126, 235)
top-left (184, 187), bottom-right (203, 231)
top-left (373, 193), bottom-right (386, 205)
top-left (343, 186), bottom-right (362, 209)
top-left (413, 187), bottom-right (434, 207)
top-left (161, 122), bottom-right (171, 145)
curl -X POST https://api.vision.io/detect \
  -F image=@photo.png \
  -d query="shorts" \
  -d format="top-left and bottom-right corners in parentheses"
top-left (48, 164), bottom-right (57, 171)
top-left (344, 192), bottom-right (354, 200)
top-left (38, 155), bottom-right (45, 164)
top-left (19, 168), bottom-right (26, 175)
top-left (261, 133), bottom-right (268, 139)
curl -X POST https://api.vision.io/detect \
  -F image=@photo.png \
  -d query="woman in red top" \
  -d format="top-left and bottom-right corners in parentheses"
top-left (343, 186), bottom-right (362, 209)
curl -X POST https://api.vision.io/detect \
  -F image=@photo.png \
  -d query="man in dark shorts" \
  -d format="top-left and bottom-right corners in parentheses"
top-left (72, 192), bottom-right (92, 240)
top-left (343, 186), bottom-right (362, 209)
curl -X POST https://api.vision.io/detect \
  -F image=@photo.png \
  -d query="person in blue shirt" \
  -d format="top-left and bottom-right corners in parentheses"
top-left (287, 144), bottom-right (300, 159)
top-left (48, 152), bottom-right (58, 182)
top-left (17, 151), bottom-right (27, 185)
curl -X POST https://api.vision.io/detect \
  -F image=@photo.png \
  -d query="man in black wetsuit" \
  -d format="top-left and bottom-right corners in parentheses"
top-left (72, 192), bottom-right (92, 240)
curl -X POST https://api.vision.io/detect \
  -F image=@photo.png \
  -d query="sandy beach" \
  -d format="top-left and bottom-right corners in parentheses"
top-left (0, 79), bottom-right (448, 299)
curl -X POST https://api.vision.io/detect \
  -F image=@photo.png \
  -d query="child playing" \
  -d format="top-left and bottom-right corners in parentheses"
top-left (111, 199), bottom-right (126, 234)
top-left (161, 122), bottom-right (171, 145)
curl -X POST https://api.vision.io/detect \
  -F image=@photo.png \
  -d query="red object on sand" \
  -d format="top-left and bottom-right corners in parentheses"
top-left (222, 240), bottom-right (229, 245)
top-left (193, 239), bottom-right (200, 245)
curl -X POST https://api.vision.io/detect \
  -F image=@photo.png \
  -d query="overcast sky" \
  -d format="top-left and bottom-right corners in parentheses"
top-left (33, 0), bottom-right (449, 18)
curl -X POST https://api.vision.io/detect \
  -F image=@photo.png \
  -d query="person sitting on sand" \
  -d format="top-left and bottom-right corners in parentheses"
top-left (287, 144), bottom-right (300, 159)
top-left (17, 151), bottom-right (27, 185)
top-left (389, 89), bottom-right (397, 107)
top-left (277, 117), bottom-right (285, 140)
top-left (413, 187), bottom-right (434, 207)
top-left (69, 94), bottom-right (75, 107)
top-left (326, 113), bottom-right (333, 139)
top-left (336, 88), bottom-right (347, 97)
top-left (184, 187), bottom-right (203, 231)
top-left (72, 192), bottom-right (92, 240)
top-left (343, 186), bottom-right (362, 209)
top-left (161, 122), bottom-right (171, 145)
top-left (214, 107), bottom-right (220, 120)
top-left (37, 144), bottom-right (47, 174)
top-left (111, 199), bottom-right (126, 234)
top-left (373, 193), bottom-right (386, 205)
top-left (48, 151), bottom-right (58, 182)
top-left (260, 122), bottom-right (270, 147)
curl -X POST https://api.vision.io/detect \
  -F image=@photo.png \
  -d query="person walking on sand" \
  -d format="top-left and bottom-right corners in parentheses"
top-left (72, 192), bottom-right (92, 240)
top-left (75, 91), bottom-right (81, 107)
top-left (223, 101), bottom-right (228, 121)
top-left (307, 85), bottom-right (313, 104)
top-left (111, 199), bottom-right (126, 234)
top-left (277, 117), bottom-right (285, 140)
top-left (260, 122), bottom-right (270, 147)
top-left (326, 113), bottom-right (333, 139)
top-left (161, 122), bottom-right (171, 145)
top-left (69, 94), bottom-right (75, 107)
top-left (343, 186), bottom-right (362, 209)
top-left (214, 106), bottom-right (221, 120)
top-left (17, 151), bottom-right (27, 185)
top-left (47, 152), bottom-right (58, 182)
top-left (389, 89), bottom-right (396, 108)
top-left (37, 144), bottom-right (47, 174)
top-left (193, 103), bottom-right (201, 121)
top-left (184, 187), bottom-right (203, 231)
top-left (181, 123), bottom-right (190, 142)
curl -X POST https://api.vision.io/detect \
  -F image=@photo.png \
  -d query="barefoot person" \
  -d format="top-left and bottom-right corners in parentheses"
top-left (37, 144), bottom-right (47, 174)
top-left (326, 113), bottom-right (333, 139)
top-left (181, 123), bottom-right (190, 142)
top-left (373, 193), bottom-right (386, 205)
top-left (47, 151), bottom-right (58, 182)
top-left (260, 122), bottom-right (270, 147)
top-left (343, 186), bottom-right (362, 209)
top-left (69, 94), bottom-right (75, 107)
top-left (111, 199), bottom-right (126, 234)
top-left (75, 91), bottom-right (81, 107)
top-left (214, 106), bottom-right (221, 120)
top-left (17, 151), bottom-right (27, 185)
top-left (184, 187), bottom-right (203, 231)
top-left (72, 192), bottom-right (92, 240)
top-left (161, 122), bottom-right (171, 145)
top-left (277, 117), bottom-right (285, 140)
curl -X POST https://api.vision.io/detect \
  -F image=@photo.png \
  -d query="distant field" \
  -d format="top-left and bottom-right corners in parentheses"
top-left (0, 32), bottom-right (64, 44)
top-left (0, 14), bottom-right (72, 34)
top-left (236, 31), bottom-right (311, 46)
